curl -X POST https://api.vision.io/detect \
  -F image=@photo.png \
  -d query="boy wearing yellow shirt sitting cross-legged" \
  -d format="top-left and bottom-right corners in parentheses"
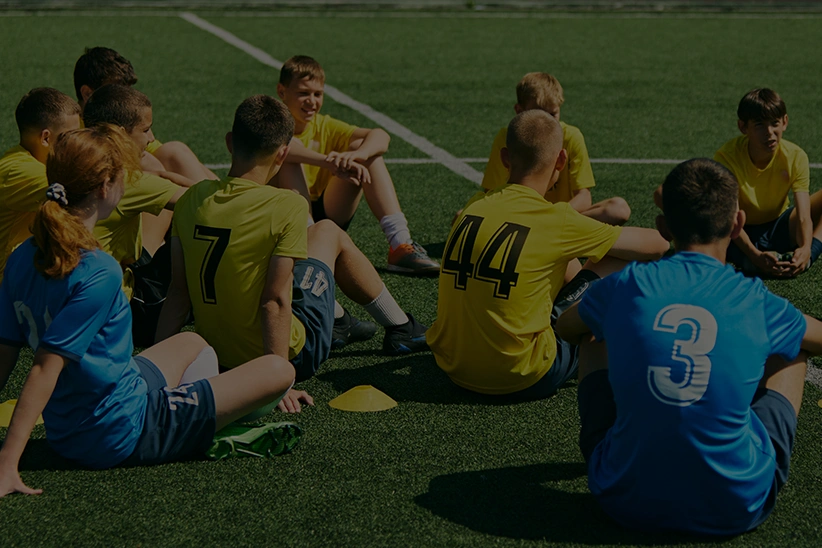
top-left (482, 72), bottom-right (630, 226)
top-left (0, 88), bottom-right (81, 283)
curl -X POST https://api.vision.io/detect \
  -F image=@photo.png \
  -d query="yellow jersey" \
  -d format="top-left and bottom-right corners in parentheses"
top-left (427, 184), bottom-right (621, 394)
top-left (295, 113), bottom-right (357, 200)
top-left (93, 172), bottom-right (179, 265)
top-left (172, 177), bottom-right (309, 368)
top-left (0, 146), bottom-right (48, 284)
top-left (145, 139), bottom-right (163, 155)
top-left (481, 122), bottom-right (596, 204)
top-left (714, 136), bottom-right (810, 225)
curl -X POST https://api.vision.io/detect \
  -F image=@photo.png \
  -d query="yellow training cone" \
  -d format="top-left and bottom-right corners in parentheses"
top-left (0, 400), bottom-right (44, 428)
top-left (329, 385), bottom-right (397, 412)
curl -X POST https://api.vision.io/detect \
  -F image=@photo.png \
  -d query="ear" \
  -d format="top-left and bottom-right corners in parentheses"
top-left (39, 128), bottom-right (52, 148)
top-left (276, 83), bottom-right (286, 100)
top-left (274, 144), bottom-right (289, 166)
top-left (80, 85), bottom-right (94, 104)
top-left (737, 119), bottom-right (747, 134)
top-left (500, 146), bottom-right (510, 170)
top-left (98, 176), bottom-right (112, 199)
top-left (554, 148), bottom-right (568, 174)
top-left (655, 214), bottom-right (673, 242)
top-left (225, 132), bottom-right (233, 154)
top-left (729, 209), bottom-right (746, 240)
top-left (783, 114), bottom-right (789, 131)
top-left (513, 103), bottom-right (523, 115)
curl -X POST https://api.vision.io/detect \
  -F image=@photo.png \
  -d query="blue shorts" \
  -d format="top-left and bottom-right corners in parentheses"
top-left (577, 371), bottom-right (796, 530)
top-left (513, 269), bottom-right (601, 400)
top-left (727, 207), bottom-right (793, 270)
top-left (290, 258), bottom-right (336, 382)
top-left (121, 356), bottom-right (217, 466)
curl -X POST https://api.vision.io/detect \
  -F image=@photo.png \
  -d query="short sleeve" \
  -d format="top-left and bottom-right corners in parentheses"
top-left (327, 117), bottom-right (358, 153)
top-left (762, 289), bottom-right (805, 361)
top-left (481, 128), bottom-right (509, 191)
top-left (39, 255), bottom-right (123, 361)
top-left (118, 172), bottom-right (179, 217)
top-left (4, 159), bottom-right (49, 213)
top-left (0, 279), bottom-right (24, 347)
top-left (559, 206), bottom-right (622, 263)
top-left (271, 194), bottom-right (309, 260)
top-left (790, 148), bottom-right (810, 194)
top-left (564, 126), bottom-right (595, 191)
top-left (577, 271), bottom-right (621, 342)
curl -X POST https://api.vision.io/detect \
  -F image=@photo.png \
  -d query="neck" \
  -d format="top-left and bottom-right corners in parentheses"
top-left (747, 140), bottom-right (775, 170)
top-left (509, 168), bottom-right (555, 197)
top-left (227, 160), bottom-right (274, 186)
top-left (78, 207), bottom-right (100, 234)
top-left (19, 136), bottom-right (47, 164)
top-left (293, 120), bottom-right (307, 135)
top-left (676, 239), bottom-right (730, 264)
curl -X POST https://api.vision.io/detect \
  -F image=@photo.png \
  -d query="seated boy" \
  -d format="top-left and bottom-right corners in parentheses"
top-left (558, 158), bottom-right (822, 535)
top-left (276, 55), bottom-right (439, 276)
top-left (481, 72), bottom-right (630, 226)
top-left (73, 46), bottom-right (216, 181)
top-left (155, 95), bottom-right (429, 413)
top-left (0, 88), bottom-right (81, 283)
top-left (654, 88), bottom-right (822, 278)
top-left (83, 84), bottom-right (189, 346)
top-left (426, 111), bottom-right (668, 399)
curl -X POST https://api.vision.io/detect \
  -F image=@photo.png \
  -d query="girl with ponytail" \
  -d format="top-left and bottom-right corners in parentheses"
top-left (0, 126), bottom-right (297, 497)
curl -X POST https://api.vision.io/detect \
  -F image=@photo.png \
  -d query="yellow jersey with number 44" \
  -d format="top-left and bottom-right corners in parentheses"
top-left (172, 177), bottom-right (309, 368)
top-left (427, 184), bottom-right (622, 394)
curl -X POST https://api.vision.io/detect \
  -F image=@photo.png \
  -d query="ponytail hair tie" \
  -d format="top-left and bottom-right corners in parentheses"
top-left (46, 183), bottom-right (69, 207)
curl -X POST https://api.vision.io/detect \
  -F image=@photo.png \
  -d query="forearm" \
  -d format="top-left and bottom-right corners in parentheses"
top-left (261, 300), bottom-right (292, 359)
top-left (154, 170), bottom-right (196, 188)
top-left (606, 227), bottom-right (670, 261)
top-left (284, 140), bottom-right (328, 168)
top-left (796, 213), bottom-right (813, 251)
top-left (155, 285), bottom-right (191, 343)
top-left (568, 189), bottom-right (592, 213)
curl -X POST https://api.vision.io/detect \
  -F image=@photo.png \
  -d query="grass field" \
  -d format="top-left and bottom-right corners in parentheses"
top-left (2, 8), bottom-right (822, 547)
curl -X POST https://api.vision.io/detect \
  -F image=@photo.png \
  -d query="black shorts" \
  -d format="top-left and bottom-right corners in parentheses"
top-left (727, 207), bottom-right (793, 271)
top-left (312, 192), bottom-right (355, 231)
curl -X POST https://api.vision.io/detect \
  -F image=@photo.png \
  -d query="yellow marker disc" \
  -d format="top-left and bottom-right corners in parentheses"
top-left (818, 399), bottom-right (822, 409)
top-left (0, 399), bottom-right (44, 428)
top-left (329, 385), bottom-right (397, 412)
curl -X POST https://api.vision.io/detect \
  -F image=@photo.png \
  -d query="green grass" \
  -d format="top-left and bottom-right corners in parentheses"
top-left (2, 10), bottom-right (822, 547)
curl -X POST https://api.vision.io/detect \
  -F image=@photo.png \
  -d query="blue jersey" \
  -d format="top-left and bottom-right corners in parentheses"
top-left (578, 252), bottom-right (805, 535)
top-left (0, 240), bottom-right (147, 469)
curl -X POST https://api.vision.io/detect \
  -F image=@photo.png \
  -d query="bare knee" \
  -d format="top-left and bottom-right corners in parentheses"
top-left (259, 354), bottom-right (296, 390)
top-left (605, 197), bottom-right (631, 226)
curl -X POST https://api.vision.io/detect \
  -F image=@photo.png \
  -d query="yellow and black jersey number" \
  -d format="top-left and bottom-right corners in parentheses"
top-left (442, 214), bottom-right (530, 299)
top-left (193, 224), bottom-right (231, 305)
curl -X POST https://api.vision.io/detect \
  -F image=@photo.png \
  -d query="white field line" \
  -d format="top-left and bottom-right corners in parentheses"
top-left (806, 363), bottom-right (822, 389)
top-left (179, 11), bottom-right (483, 184)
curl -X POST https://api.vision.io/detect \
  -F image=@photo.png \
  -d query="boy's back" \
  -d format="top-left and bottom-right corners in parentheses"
top-left (427, 184), bottom-right (620, 394)
top-left (172, 177), bottom-right (308, 367)
top-left (578, 252), bottom-right (804, 534)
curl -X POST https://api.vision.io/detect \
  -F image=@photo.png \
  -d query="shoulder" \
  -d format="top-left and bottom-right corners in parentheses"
top-left (779, 139), bottom-right (809, 164)
top-left (131, 171), bottom-right (178, 196)
top-left (716, 135), bottom-right (745, 156)
top-left (561, 122), bottom-right (584, 141)
top-left (0, 146), bottom-right (45, 181)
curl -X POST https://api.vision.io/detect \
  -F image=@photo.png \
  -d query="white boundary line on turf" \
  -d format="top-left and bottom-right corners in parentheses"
top-left (806, 363), bottom-right (822, 389)
top-left (179, 11), bottom-right (483, 184)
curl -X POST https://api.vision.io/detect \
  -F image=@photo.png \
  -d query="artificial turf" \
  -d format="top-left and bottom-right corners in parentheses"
top-left (1, 8), bottom-right (822, 547)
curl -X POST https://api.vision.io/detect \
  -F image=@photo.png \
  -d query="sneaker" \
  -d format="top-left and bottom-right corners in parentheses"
top-left (206, 422), bottom-right (302, 460)
top-left (332, 308), bottom-right (377, 349)
top-left (383, 313), bottom-right (429, 355)
top-left (387, 242), bottom-right (440, 276)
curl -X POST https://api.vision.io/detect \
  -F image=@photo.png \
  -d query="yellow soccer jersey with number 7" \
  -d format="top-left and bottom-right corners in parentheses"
top-left (427, 184), bottom-right (621, 395)
top-left (172, 177), bottom-right (309, 368)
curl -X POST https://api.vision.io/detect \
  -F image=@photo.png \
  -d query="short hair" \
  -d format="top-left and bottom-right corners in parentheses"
top-left (662, 158), bottom-right (739, 246)
top-left (516, 72), bottom-right (564, 112)
top-left (82, 84), bottom-right (151, 132)
top-left (279, 55), bottom-right (325, 86)
top-left (737, 88), bottom-right (787, 123)
top-left (231, 95), bottom-right (295, 160)
top-left (73, 46), bottom-right (137, 100)
top-left (15, 88), bottom-right (81, 135)
top-left (505, 110), bottom-right (563, 176)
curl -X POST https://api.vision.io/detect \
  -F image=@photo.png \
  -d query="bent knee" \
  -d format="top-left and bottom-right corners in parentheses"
top-left (606, 197), bottom-right (631, 225)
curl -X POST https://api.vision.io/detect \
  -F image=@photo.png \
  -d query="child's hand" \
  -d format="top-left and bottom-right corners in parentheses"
top-left (277, 389), bottom-right (314, 414)
top-left (0, 467), bottom-right (41, 498)
top-left (330, 161), bottom-right (371, 186)
top-left (753, 251), bottom-right (792, 277)
top-left (787, 246), bottom-right (811, 276)
top-left (326, 150), bottom-right (367, 172)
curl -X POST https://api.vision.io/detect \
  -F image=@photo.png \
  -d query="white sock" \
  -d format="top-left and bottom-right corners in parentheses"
top-left (379, 213), bottom-right (412, 250)
top-left (363, 285), bottom-right (408, 327)
top-left (334, 300), bottom-right (345, 319)
top-left (180, 346), bottom-right (220, 384)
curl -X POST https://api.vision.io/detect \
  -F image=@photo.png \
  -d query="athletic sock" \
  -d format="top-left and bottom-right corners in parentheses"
top-left (180, 345), bottom-right (220, 384)
top-left (379, 213), bottom-right (412, 250)
top-left (334, 300), bottom-right (345, 319)
top-left (363, 285), bottom-right (409, 327)
top-left (811, 238), bottom-right (822, 265)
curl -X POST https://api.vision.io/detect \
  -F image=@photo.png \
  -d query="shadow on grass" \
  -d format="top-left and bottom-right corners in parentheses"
top-left (17, 439), bottom-right (79, 472)
top-left (415, 462), bottom-right (732, 545)
top-left (317, 353), bottom-right (570, 406)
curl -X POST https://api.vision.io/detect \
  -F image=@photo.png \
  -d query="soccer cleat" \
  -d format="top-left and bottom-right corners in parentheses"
top-left (387, 242), bottom-right (440, 276)
top-left (332, 308), bottom-right (378, 349)
top-left (206, 422), bottom-right (302, 460)
top-left (383, 313), bottom-right (429, 355)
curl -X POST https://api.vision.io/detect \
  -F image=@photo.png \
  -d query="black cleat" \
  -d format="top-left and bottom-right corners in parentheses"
top-left (383, 313), bottom-right (429, 355)
top-left (332, 308), bottom-right (377, 349)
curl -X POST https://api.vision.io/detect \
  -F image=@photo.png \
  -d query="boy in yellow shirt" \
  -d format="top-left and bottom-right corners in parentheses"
top-left (156, 95), bottom-right (428, 412)
top-left (482, 72), bottom-right (630, 226)
top-left (0, 88), bottom-right (81, 283)
top-left (427, 111), bottom-right (668, 398)
top-left (73, 46), bottom-right (216, 182)
top-left (276, 55), bottom-right (439, 276)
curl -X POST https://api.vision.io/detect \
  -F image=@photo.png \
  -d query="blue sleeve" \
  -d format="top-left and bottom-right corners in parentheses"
top-left (0, 280), bottom-right (24, 347)
top-left (763, 290), bottom-right (806, 361)
top-left (577, 270), bottom-right (621, 342)
top-left (39, 255), bottom-right (123, 361)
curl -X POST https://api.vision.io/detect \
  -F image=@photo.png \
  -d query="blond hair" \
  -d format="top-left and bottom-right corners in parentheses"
top-left (516, 72), bottom-right (564, 112)
top-left (506, 110), bottom-right (563, 176)
top-left (279, 55), bottom-right (325, 86)
top-left (35, 125), bottom-right (140, 278)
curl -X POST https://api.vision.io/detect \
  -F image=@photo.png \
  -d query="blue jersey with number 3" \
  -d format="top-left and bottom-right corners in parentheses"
top-left (578, 252), bottom-right (805, 535)
top-left (0, 240), bottom-right (147, 469)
